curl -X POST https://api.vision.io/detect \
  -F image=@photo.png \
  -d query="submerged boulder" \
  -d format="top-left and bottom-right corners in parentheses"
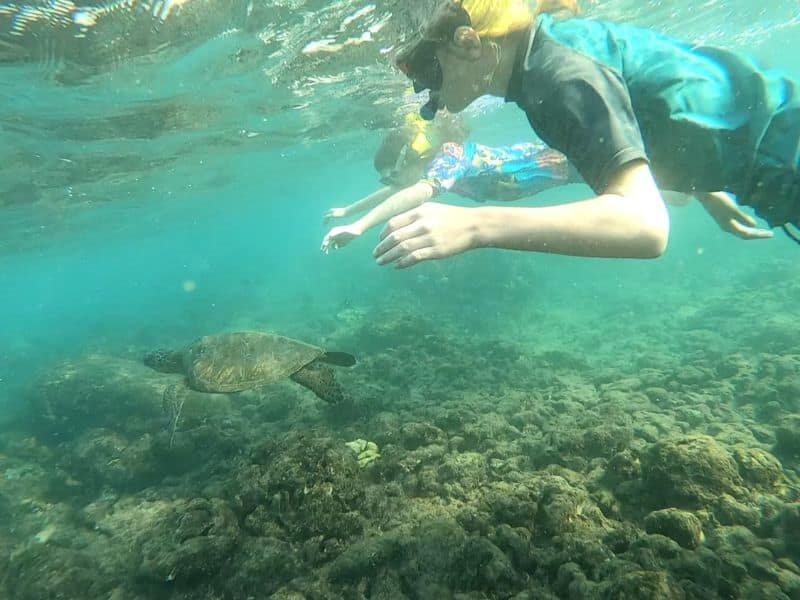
top-left (644, 508), bottom-right (705, 549)
top-left (27, 354), bottom-right (166, 440)
top-left (642, 435), bottom-right (745, 508)
top-left (230, 430), bottom-right (368, 543)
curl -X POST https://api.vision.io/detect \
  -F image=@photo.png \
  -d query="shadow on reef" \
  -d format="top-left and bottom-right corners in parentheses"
top-left (2, 280), bottom-right (800, 598)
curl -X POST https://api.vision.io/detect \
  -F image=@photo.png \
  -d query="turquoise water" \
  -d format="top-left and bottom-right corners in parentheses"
top-left (2, 1), bottom-right (800, 598)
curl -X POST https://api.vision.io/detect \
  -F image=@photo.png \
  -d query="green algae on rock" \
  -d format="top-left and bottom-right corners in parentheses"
top-left (642, 435), bottom-right (746, 508)
top-left (26, 355), bottom-right (166, 440)
top-left (644, 508), bottom-right (705, 549)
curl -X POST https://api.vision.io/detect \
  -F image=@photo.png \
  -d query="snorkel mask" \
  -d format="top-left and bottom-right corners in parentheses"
top-left (395, 0), bottom-right (471, 120)
top-left (378, 129), bottom-right (434, 186)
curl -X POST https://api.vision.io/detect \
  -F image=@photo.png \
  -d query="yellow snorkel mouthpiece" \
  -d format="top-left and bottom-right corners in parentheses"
top-left (410, 131), bottom-right (433, 156)
top-left (403, 111), bottom-right (435, 157)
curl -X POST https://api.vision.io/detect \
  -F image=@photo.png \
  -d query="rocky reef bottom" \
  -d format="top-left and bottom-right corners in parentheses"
top-left (2, 277), bottom-right (800, 599)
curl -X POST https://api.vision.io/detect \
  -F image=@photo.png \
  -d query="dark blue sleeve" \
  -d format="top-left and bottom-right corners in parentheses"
top-left (520, 37), bottom-right (648, 193)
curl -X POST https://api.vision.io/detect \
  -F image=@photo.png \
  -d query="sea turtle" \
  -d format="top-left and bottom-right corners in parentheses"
top-left (143, 331), bottom-right (356, 404)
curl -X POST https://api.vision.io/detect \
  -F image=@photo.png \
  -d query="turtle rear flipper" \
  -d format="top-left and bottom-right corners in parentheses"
top-left (290, 362), bottom-right (345, 404)
top-left (320, 351), bottom-right (356, 367)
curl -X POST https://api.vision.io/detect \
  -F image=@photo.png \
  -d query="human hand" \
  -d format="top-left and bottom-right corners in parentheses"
top-left (321, 224), bottom-right (364, 254)
top-left (323, 207), bottom-right (348, 223)
top-left (373, 202), bottom-right (480, 268)
top-left (698, 192), bottom-right (773, 240)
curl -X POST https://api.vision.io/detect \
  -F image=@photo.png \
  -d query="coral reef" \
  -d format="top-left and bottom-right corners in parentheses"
top-left (2, 275), bottom-right (800, 598)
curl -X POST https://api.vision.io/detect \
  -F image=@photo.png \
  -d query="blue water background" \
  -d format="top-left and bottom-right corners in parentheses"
top-left (2, 0), bottom-right (799, 421)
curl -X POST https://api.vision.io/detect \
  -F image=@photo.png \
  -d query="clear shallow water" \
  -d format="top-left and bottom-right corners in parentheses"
top-left (2, 0), bottom-right (800, 407)
top-left (1, 7), bottom-right (800, 596)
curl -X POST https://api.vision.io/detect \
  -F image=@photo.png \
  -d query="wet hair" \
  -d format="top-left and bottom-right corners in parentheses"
top-left (463, 0), bottom-right (580, 38)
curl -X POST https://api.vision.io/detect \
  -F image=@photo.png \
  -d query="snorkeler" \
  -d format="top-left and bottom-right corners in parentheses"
top-left (321, 113), bottom-right (771, 253)
top-left (373, 0), bottom-right (800, 268)
top-left (321, 114), bottom-right (565, 253)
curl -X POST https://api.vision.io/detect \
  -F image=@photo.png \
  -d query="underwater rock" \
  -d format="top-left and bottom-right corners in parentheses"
top-left (674, 365), bottom-right (712, 386)
top-left (399, 421), bottom-right (448, 450)
top-left (604, 449), bottom-right (642, 485)
top-left (136, 497), bottom-right (240, 584)
top-left (221, 536), bottom-right (299, 598)
top-left (408, 518), bottom-right (520, 597)
top-left (58, 428), bottom-right (162, 494)
top-left (437, 451), bottom-right (488, 496)
top-left (643, 508), bottom-right (705, 549)
top-left (713, 494), bottom-right (761, 529)
top-left (642, 435), bottom-right (745, 508)
top-left (704, 524), bottom-right (800, 597)
top-left (582, 425), bottom-right (634, 459)
top-left (490, 523), bottom-right (535, 574)
top-left (740, 546), bottom-right (800, 596)
top-left (478, 482), bottom-right (538, 530)
top-left (327, 531), bottom-right (405, 584)
top-left (774, 415), bottom-right (800, 462)
top-left (534, 475), bottom-right (613, 543)
top-left (770, 503), bottom-right (800, 558)
top-left (230, 430), bottom-right (367, 543)
top-left (401, 518), bottom-right (468, 596)
top-left (397, 443), bottom-right (448, 477)
top-left (715, 353), bottom-right (754, 379)
top-left (733, 447), bottom-right (785, 491)
top-left (555, 561), bottom-right (595, 599)
top-left (5, 544), bottom-right (116, 599)
top-left (27, 354), bottom-right (167, 440)
top-left (533, 422), bottom-right (637, 473)
top-left (603, 569), bottom-right (685, 599)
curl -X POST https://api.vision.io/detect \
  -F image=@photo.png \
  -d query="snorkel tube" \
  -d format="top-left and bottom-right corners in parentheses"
top-left (420, 91), bottom-right (440, 120)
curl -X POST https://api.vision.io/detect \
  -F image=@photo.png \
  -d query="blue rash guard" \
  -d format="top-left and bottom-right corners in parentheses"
top-left (505, 14), bottom-right (800, 228)
top-left (422, 141), bottom-right (570, 201)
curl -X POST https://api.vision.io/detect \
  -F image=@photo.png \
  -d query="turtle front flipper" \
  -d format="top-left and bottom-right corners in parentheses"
top-left (162, 383), bottom-right (189, 448)
top-left (289, 361), bottom-right (345, 404)
top-left (320, 351), bottom-right (356, 367)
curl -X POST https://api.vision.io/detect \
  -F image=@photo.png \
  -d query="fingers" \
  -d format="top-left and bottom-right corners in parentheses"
top-left (379, 209), bottom-right (421, 242)
top-left (728, 220), bottom-right (774, 240)
top-left (737, 211), bottom-right (757, 227)
top-left (321, 232), bottom-right (338, 254)
top-left (375, 232), bottom-right (432, 266)
top-left (395, 246), bottom-right (441, 269)
top-left (374, 216), bottom-right (425, 258)
top-left (323, 209), bottom-right (344, 223)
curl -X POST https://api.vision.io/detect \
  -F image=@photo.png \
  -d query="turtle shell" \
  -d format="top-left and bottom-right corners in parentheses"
top-left (183, 331), bottom-right (324, 393)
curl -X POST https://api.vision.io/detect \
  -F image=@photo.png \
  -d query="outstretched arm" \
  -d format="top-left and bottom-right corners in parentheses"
top-left (324, 186), bottom-right (396, 222)
top-left (322, 181), bottom-right (435, 253)
top-left (374, 160), bottom-right (670, 267)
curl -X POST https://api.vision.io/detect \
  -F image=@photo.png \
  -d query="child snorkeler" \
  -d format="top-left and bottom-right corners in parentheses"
top-left (321, 113), bottom-right (770, 253)
top-left (373, 0), bottom-right (799, 268)
top-left (322, 114), bottom-right (565, 253)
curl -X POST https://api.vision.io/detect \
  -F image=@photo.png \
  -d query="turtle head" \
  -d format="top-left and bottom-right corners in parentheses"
top-left (143, 349), bottom-right (185, 374)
